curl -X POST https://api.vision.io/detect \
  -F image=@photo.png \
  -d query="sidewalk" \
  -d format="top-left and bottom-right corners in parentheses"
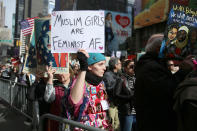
top-left (0, 100), bottom-right (31, 131)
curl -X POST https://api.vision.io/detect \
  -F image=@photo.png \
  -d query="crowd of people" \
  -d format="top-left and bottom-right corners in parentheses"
top-left (0, 33), bottom-right (197, 131)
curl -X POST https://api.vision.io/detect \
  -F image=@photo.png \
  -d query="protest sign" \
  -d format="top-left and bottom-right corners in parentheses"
top-left (105, 11), bottom-right (132, 56)
top-left (159, 4), bottom-right (197, 59)
top-left (35, 18), bottom-right (69, 74)
top-left (51, 10), bottom-right (105, 53)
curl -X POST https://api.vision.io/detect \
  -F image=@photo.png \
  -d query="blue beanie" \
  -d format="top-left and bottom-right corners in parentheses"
top-left (87, 53), bottom-right (106, 65)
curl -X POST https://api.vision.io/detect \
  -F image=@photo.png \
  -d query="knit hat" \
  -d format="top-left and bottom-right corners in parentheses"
top-left (87, 53), bottom-right (106, 65)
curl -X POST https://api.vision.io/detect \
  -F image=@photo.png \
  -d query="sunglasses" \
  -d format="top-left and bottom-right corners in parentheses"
top-left (129, 65), bottom-right (135, 69)
top-left (168, 64), bottom-right (174, 66)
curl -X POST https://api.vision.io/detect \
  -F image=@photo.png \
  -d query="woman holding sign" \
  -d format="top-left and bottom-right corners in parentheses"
top-left (64, 49), bottom-right (112, 130)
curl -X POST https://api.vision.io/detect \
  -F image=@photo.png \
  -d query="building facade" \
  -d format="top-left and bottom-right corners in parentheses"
top-left (0, 2), bottom-right (5, 27)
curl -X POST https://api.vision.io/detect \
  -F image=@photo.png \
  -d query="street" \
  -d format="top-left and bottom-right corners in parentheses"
top-left (0, 99), bottom-right (31, 131)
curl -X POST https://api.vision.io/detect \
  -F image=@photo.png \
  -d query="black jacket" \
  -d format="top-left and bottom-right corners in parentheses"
top-left (174, 71), bottom-right (197, 131)
top-left (115, 73), bottom-right (135, 115)
top-left (103, 70), bottom-right (120, 105)
top-left (134, 52), bottom-right (188, 131)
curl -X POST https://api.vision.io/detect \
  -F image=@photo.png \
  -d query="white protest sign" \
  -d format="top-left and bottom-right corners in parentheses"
top-left (51, 10), bottom-right (105, 53)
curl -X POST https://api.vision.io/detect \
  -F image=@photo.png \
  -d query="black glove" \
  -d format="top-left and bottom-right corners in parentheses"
top-left (77, 52), bottom-right (88, 71)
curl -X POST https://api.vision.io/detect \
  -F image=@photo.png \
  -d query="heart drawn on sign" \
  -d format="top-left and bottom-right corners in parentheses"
top-left (115, 15), bottom-right (130, 28)
top-left (99, 46), bottom-right (103, 50)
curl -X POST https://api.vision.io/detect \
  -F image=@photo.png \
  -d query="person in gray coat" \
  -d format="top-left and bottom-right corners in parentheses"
top-left (103, 57), bottom-right (122, 131)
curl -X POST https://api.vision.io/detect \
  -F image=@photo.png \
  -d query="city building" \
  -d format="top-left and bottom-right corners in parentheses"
top-left (0, 1), bottom-right (5, 27)
top-left (55, 0), bottom-right (128, 12)
top-left (0, 0), bottom-right (15, 60)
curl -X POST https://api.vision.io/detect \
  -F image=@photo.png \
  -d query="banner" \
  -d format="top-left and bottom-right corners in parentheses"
top-left (105, 11), bottom-right (132, 56)
top-left (159, 4), bottom-right (197, 59)
top-left (134, 0), bottom-right (169, 29)
top-left (35, 18), bottom-right (69, 74)
top-left (51, 10), bottom-right (105, 53)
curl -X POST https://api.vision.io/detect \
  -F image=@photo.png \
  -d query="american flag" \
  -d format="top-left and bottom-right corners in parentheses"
top-left (20, 17), bottom-right (38, 36)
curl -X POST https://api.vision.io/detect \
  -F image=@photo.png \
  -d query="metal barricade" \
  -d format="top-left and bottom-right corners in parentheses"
top-left (0, 78), bottom-right (32, 120)
top-left (0, 78), bottom-right (11, 103)
top-left (0, 78), bottom-right (106, 131)
top-left (39, 114), bottom-right (105, 131)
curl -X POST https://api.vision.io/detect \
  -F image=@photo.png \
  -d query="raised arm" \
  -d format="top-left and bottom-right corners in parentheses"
top-left (70, 50), bottom-right (89, 104)
top-left (44, 65), bottom-right (56, 102)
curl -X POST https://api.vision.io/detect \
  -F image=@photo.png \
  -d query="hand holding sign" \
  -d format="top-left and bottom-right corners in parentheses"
top-left (77, 49), bottom-right (89, 71)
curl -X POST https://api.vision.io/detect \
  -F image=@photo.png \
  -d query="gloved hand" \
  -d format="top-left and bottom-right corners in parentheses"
top-left (77, 51), bottom-right (88, 71)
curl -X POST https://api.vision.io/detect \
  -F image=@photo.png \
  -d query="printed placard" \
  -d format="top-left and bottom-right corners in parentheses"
top-left (104, 11), bottom-right (132, 56)
top-left (51, 10), bottom-right (105, 53)
top-left (35, 18), bottom-right (69, 74)
top-left (23, 29), bottom-right (37, 74)
top-left (160, 4), bottom-right (197, 59)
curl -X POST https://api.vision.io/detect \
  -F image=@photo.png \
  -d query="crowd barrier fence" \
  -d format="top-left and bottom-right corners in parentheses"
top-left (0, 78), bottom-right (105, 131)
top-left (0, 78), bottom-right (32, 120)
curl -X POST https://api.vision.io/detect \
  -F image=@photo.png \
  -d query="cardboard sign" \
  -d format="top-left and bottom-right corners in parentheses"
top-left (51, 10), bottom-right (105, 53)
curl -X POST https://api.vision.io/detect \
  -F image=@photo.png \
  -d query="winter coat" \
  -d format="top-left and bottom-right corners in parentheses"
top-left (115, 73), bottom-right (135, 115)
top-left (134, 52), bottom-right (188, 131)
top-left (103, 70), bottom-right (120, 105)
top-left (174, 71), bottom-right (197, 131)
